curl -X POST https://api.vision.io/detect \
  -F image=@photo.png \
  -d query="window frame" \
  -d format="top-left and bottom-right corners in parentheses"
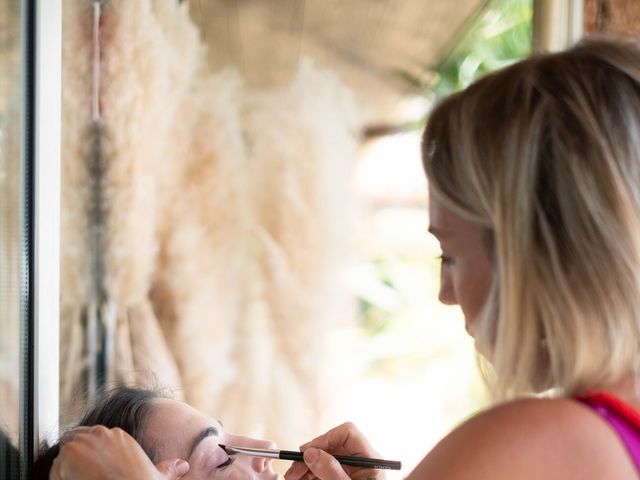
top-left (532, 0), bottom-right (584, 52)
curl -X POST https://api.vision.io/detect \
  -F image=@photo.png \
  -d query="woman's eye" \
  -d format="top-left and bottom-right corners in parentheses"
top-left (217, 457), bottom-right (235, 469)
top-left (437, 254), bottom-right (454, 266)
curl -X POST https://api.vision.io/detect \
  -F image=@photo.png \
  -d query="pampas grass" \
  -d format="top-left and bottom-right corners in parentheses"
top-left (60, 0), bottom-right (96, 416)
top-left (60, 0), bottom-right (361, 450)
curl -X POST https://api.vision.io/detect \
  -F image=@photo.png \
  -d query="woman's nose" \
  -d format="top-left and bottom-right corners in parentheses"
top-left (230, 435), bottom-right (277, 472)
top-left (439, 269), bottom-right (456, 305)
top-left (250, 454), bottom-right (273, 473)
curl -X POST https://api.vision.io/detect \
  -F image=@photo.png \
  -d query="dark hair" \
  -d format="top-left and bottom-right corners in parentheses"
top-left (32, 386), bottom-right (161, 479)
top-left (0, 428), bottom-right (19, 478)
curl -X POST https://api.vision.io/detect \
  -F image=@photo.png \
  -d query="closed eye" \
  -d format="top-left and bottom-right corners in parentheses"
top-left (437, 254), bottom-right (454, 265)
top-left (218, 457), bottom-right (235, 469)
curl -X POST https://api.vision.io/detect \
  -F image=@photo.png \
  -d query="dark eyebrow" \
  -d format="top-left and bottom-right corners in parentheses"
top-left (189, 426), bottom-right (219, 458)
top-left (428, 226), bottom-right (447, 237)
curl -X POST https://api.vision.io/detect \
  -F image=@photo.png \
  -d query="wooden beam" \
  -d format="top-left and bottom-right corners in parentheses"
top-left (584, 0), bottom-right (640, 34)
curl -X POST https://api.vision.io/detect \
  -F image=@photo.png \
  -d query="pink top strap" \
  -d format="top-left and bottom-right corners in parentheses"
top-left (578, 392), bottom-right (640, 472)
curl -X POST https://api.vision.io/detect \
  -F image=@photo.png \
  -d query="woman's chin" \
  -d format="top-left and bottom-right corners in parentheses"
top-left (464, 318), bottom-right (477, 338)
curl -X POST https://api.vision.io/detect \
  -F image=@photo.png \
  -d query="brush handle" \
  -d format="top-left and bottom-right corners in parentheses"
top-left (278, 450), bottom-right (402, 470)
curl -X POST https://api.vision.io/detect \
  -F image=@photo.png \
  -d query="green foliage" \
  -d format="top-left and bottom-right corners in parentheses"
top-left (432, 0), bottom-right (533, 98)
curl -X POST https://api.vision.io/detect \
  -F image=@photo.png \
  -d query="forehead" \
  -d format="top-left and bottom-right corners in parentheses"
top-left (428, 197), bottom-right (476, 237)
top-left (144, 398), bottom-right (223, 461)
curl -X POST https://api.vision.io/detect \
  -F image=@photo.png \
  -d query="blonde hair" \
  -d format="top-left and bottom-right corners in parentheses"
top-left (423, 36), bottom-right (640, 400)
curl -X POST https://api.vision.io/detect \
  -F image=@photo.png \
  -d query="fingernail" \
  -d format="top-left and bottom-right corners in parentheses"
top-left (175, 460), bottom-right (190, 476)
top-left (304, 449), bottom-right (318, 465)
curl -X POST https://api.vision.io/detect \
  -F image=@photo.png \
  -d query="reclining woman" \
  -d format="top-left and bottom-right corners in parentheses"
top-left (35, 386), bottom-right (280, 480)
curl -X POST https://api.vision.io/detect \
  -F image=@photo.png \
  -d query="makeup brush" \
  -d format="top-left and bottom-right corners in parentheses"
top-left (220, 445), bottom-right (402, 470)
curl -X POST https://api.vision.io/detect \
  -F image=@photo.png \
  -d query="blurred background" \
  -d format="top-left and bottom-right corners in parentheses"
top-left (325, 1), bottom-right (531, 473)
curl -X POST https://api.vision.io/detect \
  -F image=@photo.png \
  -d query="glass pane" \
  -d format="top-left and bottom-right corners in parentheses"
top-left (0, 0), bottom-right (23, 477)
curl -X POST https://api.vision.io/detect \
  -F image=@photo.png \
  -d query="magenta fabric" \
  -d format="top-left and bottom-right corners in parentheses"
top-left (579, 396), bottom-right (640, 472)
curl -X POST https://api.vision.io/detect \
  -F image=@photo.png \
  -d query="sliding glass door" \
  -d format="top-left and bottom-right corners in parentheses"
top-left (0, 1), bottom-right (29, 477)
top-left (0, 1), bottom-right (60, 478)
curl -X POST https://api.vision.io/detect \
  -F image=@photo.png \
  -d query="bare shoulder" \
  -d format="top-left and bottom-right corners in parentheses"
top-left (407, 397), bottom-right (638, 480)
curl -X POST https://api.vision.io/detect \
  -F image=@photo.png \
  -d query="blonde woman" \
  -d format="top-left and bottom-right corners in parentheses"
top-left (285, 35), bottom-right (640, 480)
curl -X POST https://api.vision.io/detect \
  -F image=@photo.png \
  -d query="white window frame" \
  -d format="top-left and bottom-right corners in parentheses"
top-left (34, 0), bottom-right (61, 447)
top-left (533, 0), bottom-right (584, 52)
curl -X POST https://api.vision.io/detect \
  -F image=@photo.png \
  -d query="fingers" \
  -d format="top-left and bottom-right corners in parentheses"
top-left (301, 423), bottom-right (378, 458)
top-left (155, 459), bottom-right (190, 479)
top-left (284, 458), bottom-right (311, 480)
top-left (286, 423), bottom-right (385, 480)
top-left (60, 425), bottom-right (102, 444)
top-left (51, 426), bottom-right (160, 480)
top-left (301, 448), bottom-right (352, 480)
top-left (284, 448), bottom-right (350, 480)
top-left (49, 456), bottom-right (62, 480)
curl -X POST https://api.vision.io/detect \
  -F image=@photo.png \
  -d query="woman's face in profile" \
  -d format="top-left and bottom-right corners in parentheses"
top-left (144, 399), bottom-right (280, 480)
top-left (428, 197), bottom-right (494, 339)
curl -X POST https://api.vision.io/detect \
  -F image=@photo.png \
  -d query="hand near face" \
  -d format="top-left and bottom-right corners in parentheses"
top-left (284, 423), bottom-right (385, 480)
top-left (49, 425), bottom-right (190, 480)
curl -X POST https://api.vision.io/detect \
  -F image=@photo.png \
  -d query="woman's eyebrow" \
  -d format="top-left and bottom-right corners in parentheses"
top-left (189, 426), bottom-right (219, 458)
top-left (428, 226), bottom-right (449, 238)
